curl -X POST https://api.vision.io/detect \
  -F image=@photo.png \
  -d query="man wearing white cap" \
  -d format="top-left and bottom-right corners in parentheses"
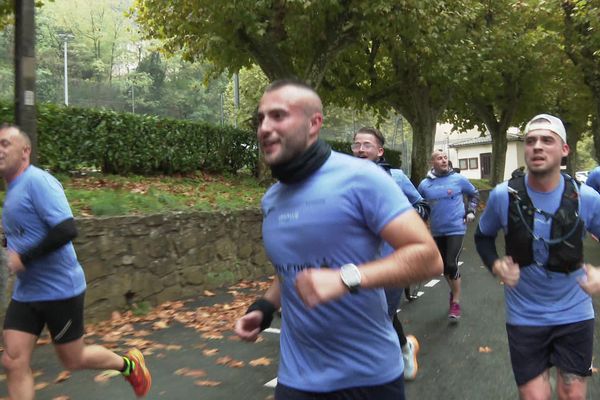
top-left (474, 114), bottom-right (600, 399)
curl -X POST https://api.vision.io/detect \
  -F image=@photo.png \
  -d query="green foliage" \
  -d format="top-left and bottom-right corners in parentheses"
top-left (469, 179), bottom-right (493, 191)
top-left (61, 172), bottom-right (266, 216)
top-left (0, 100), bottom-right (258, 175)
top-left (133, 0), bottom-right (389, 87)
top-left (576, 132), bottom-right (597, 170)
top-left (130, 301), bottom-right (152, 316)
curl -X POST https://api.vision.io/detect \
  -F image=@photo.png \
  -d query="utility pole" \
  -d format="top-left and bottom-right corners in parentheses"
top-left (233, 73), bottom-right (239, 128)
top-left (58, 33), bottom-right (73, 106)
top-left (15, 0), bottom-right (37, 164)
top-left (131, 83), bottom-right (135, 113)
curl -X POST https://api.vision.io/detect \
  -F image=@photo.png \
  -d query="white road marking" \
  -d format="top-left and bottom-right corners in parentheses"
top-left (424, 279), bottom-right (440, 287)
top-left (264, 328), bottom-right (281, 334)
top-left (264, 377), bottom-right (278, 388)
top-left (458, 261), bottom-right (464, 266)
top-left (416, 291), bottom-right (425, 297)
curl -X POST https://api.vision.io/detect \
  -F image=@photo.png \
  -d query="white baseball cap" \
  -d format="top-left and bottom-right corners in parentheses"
top-left (524, 114), bottom-right (566, 143)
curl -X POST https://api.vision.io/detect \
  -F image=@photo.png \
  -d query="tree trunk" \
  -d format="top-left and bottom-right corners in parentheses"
top-left (472, 100), bottom-right (519, 185)
top-left (490, 130), bottom-right (508, 185)
top-left (408, 119), bottom-right (437, 186)
top-left (594, 104), bottom-right (600, 163)
top-left (401, 108), bottom-right (438, 186)
top-left (566, 127), bottom-right (582, 177)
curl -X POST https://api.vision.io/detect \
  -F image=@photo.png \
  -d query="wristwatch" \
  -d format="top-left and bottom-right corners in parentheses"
top-left (340, 263), bottom-right (362, 294)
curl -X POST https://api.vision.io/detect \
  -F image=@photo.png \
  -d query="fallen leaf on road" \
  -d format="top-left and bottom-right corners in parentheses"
top-left (52, 396), bottom-right (70, 400)
top-left (249, 357), bottom-right (272, 367)
top-left (203, 290), bottom-right (216, 297)
top-left (34, 382), bottom-right (49, 390)
top-left (54, 371), bottom-right (71, 383)
top-left (216, 356), bottom-right (232, 365)
top-left (175, 368), bottom-right (207, 378)
top-left (94, 370), bottom-right (121, 383)
top-left (228, 360), bottom-right (245, 368)
top-left (153, 320), bottom-right (169, 330)
top-left (194, 380), bottom-right (221, 387)
top-left (478, 346), bottom-right (493, 353)
top-left (201, 332), bottom-right (224, 340)
top-left (203, 348), bottom-right (219, 356)
top-left (592, 367), bottom-right (598, 374)
top-left (166, 344), bottom-right (182, 351)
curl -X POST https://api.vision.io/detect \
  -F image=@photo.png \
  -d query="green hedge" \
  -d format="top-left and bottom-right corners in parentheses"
top-left (0, 102), bottom-right (401, 174)
top-left (0, 102), bottom-right (258, 175)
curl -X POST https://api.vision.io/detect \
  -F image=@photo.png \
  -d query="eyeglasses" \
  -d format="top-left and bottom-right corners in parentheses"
top-left (351, 142), bottom-right (377, 151)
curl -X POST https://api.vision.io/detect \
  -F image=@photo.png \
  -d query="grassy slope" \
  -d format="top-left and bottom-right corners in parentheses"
top-left (0, 172), bottom-right (491, 217)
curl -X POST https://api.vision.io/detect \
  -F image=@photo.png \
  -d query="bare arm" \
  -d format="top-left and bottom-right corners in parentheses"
top-left (360, 209), bottom-right (442, 289)
top-left (295, 210), bottom-right (442, 307)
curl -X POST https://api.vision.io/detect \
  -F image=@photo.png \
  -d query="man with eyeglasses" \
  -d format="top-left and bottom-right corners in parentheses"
top-left (351, 127), bottom-right (429, 381)
top-left (475, 114), bottom-right (600, 399)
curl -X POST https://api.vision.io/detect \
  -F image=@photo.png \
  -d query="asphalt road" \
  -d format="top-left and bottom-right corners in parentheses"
top-left (2, 221), bottom-right (600, 399)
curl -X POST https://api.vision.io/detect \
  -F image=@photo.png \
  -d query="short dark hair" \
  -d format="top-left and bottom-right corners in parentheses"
top-left (354, 127), bottom-right (385, 147)
top-left (264, 78), bottom-right (316, 94)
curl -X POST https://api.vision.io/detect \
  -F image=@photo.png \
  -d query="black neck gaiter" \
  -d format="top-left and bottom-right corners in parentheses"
top-left (270, 139), bottom-right (332, 184)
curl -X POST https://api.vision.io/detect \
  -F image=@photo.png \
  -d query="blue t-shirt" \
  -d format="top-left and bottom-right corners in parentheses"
top-left (418, 171), bottom-right (479, 236)
top-left (262, 151), bottom-right (412, 392)
top-left (390, 169), bottom-right (423, 206)
top-left (586, 166), bottom-right (600, 194)
top-left (2, 166), bottom-right (86, 302)
top-left (478, 175), bottom-right (600, 326)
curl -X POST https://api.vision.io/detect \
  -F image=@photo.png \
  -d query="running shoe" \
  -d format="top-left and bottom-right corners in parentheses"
top-left (448, 302), bottom-right (461, 321)
top-left (124, 349), bottom-right (152, 397)
top-left (403, 335), bottom-right (420, 381)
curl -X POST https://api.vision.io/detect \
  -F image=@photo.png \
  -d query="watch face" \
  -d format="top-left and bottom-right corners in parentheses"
top-left (341, 264), bottom-right (361, 292)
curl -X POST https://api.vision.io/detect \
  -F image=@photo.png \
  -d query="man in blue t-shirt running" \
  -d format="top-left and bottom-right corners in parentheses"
top-left (351, 126), bottom-right (428, 381)
top-left (418, 150), bottom-right (479, 321)
top-left (475, 114), bottom-right (600, 399)
top-left (0, 125), bottom-right (151, 399)
top-left (234, 80), bottom-right (442, 400)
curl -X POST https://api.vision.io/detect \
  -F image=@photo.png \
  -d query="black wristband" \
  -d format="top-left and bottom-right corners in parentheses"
top-left (246, 298), bottom-right (277, 332)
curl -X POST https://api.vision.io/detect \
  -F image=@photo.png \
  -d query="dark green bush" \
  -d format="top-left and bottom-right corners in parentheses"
top-left (0, 101), bottom-right (258, 175)
top-left (0, 102), bottom-right (400, 174)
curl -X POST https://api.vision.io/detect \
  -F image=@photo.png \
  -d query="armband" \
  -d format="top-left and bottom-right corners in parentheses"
top-left (246, 298), bottom-right (277, 331)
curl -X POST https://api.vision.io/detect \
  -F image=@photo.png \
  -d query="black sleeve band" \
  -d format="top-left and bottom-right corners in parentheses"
top-left (20, 218), bottom-right (78, 266)
top-left (246, 298), bottom-right (277, 332)
top-left (414, 200), bottom-right (430, 222)
top-left (474, 225), bottom-right (499, 274)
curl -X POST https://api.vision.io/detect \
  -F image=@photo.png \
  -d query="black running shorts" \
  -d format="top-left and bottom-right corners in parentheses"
top-left (434, 235), bottom-right (464, 280)
top-left (275, 375), bottom-right (405, 400)
top-left (3, 292), bottom-right (86, 344)
top-left (506, 319), bottom-right (594, 386)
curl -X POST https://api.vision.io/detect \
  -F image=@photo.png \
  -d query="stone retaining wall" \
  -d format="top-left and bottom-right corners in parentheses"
top-left (0, 210), bottom-right (270, 322)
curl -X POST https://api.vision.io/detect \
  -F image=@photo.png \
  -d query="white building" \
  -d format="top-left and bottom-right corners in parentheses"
top-left (433, 123), bottom-right (524, 181)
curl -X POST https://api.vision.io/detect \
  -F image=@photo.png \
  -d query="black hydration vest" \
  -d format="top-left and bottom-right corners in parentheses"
top-left (505, 173), bottom-right (584, 273)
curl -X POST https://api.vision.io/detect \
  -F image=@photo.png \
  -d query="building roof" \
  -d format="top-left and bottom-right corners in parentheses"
top-left (448, 133), bottom-right (523, 148)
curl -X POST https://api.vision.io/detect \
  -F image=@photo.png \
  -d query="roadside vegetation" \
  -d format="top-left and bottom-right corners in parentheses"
top-left (30, 172), bottom-right (267, 217)
top-left (0, 171), bottom-right (492, 218)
